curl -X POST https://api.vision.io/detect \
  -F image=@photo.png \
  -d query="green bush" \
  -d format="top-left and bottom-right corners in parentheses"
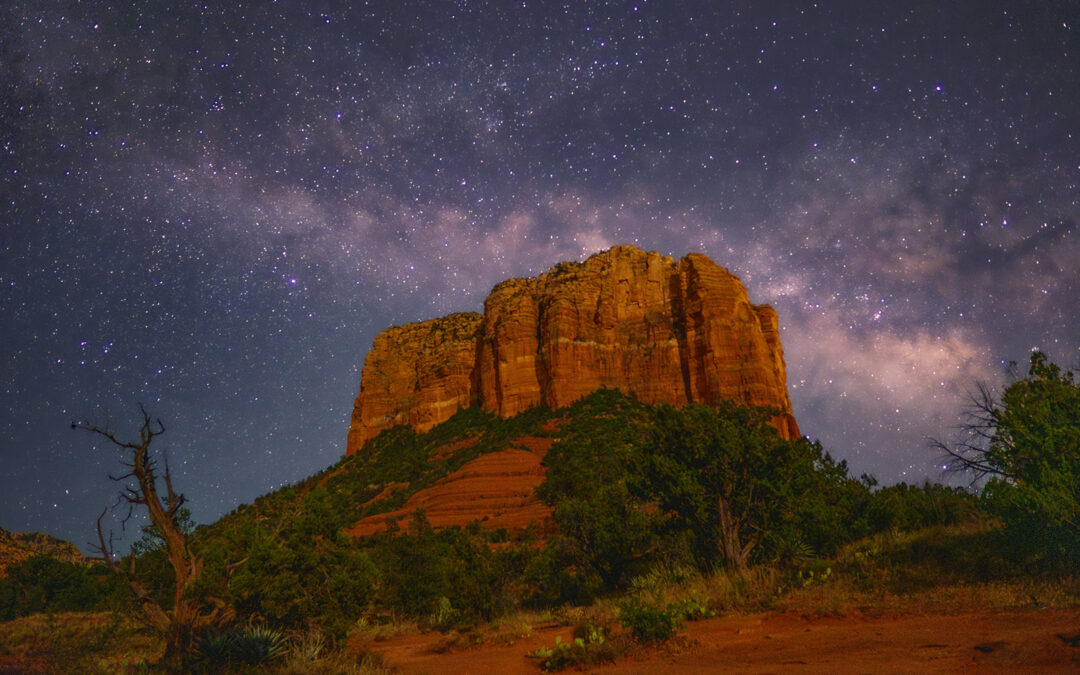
top-left (616, 596), bottom-right (683, 643)
top-left (633, 401), bottom-right (865, 570)
top-left (0, 555), bottom-right (123, 620)
top-left (532, 624), bottom-right (616, 672)
top-left (429, 596), bottom-right (461, 632)
top-left (864, 482), bottom-right (978, 533)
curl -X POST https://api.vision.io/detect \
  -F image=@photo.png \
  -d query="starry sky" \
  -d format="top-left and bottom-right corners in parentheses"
top-left (3, 1), bottom-right (1078, 552)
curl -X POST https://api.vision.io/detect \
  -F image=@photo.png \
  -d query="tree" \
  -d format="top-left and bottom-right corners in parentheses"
top-left (0, 554), bottom-right (121, 620)
top-left (634, 402), bottom-right (850, 571)
top-left (73, 407), bottom-right (232, 669)
top-left (934, 352), bottom-right (1080, 563)
top-left (534, 394), bottom-right (661, 599)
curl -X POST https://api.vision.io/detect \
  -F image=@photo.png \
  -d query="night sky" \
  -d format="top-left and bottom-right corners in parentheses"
top-left (3, 1), bottom-right (1077, 552)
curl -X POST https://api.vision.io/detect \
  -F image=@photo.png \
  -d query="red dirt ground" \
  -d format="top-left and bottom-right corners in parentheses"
top-left (346, 437), bottom-right (556, 537)
top-left (429, 436), bottom-right (482, 462)
top-left (366, 608), bottom-right (1080, 674)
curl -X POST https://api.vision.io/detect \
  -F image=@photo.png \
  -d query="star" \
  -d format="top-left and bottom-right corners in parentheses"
top-left (1, 0), bottom-right (1076, 551)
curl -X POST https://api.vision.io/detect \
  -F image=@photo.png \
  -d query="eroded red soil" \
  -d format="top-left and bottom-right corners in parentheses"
top-left (346, 437), bottom-right (555, 537)
top-left (429, 436), bottom-right (481, 462)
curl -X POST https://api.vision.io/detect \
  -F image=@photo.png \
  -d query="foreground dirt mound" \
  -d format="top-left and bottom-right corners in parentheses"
top-left (346, 437), bottom-right (555, 537)
top-left (366, 607), bottom-right (1080, 674)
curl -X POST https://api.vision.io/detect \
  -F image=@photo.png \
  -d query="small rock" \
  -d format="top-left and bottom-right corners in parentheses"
top-left (973, 641), bottom-right (1008, 653)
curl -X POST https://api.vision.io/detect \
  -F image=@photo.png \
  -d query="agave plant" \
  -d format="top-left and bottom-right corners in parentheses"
top-left (231, 625), bottom-right (289, 664)
top-left (193, 624), bottom-right (289, 667)
top-left (770, 531), bottom-right (815, 565)
top-left (193, 629), bottom-right (237, 665)
top-left (290, 628), bottom-right (325, 662)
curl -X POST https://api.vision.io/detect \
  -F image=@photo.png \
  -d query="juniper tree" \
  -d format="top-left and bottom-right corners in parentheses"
top-left (74, 407), bottom-right (232, 668)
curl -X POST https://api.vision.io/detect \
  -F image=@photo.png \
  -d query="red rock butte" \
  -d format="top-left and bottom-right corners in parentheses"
top-left (347, 245), bottom-right (800, 455)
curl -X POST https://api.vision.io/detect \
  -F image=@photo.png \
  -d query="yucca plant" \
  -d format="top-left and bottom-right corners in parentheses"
top-left (192, 624), bottom-right (289, 668)
top-left (771, 531), bottom-right (816, 565)
top-left (290, 628), bottom-right (326, 662)
top-left (231, 625), bottom-right (289, 664)
top-left (193, 629), bottom-right (237, 665)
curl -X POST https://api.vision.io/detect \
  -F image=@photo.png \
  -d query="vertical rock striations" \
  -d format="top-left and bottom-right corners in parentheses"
top-left (347, 246), bottom-right (799, 454)
top-left (346, 312), bottom-right (483, 453)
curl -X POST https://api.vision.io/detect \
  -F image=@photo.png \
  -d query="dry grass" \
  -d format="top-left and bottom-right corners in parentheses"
top-left (0, 611), bottom-right (160, 673)
top-left (611, 563), bottom-right (783, 620)
top-left (273, 649), bottom-right (395, 675)
top-left (347, 614), bottom-right (423, 643)
top-left (0, 613), bottom-right (399, 674)
top-left (672, 566), bottom-right (782, 614)
top-left (783, 574), bottom-right (1080, 617)
top-left (780, 523), bottom-right (1080, 617)
top-left (483, 616), bottom-right (538, 647)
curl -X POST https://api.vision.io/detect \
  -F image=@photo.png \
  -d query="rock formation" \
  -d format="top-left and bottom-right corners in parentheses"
top-left (348, 246), bottom-right (799, 454)
top-left (0, 527), bottom-right (85, 576)
top-left (346, 313), bottom-right (482, 453)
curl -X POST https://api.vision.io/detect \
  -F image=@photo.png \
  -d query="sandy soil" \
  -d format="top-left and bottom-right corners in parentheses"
top-left (367, 608), bottom-right (1080, 674)
top-left (347, 437), bottom-right (556, 537)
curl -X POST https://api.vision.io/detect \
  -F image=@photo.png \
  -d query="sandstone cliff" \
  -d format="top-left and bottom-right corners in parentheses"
top-left (348, 246), bottom-right (799, 453)
top-left (346, 313), bottom-right (482, 453)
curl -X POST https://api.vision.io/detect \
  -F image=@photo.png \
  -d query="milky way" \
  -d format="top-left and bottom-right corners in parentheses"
top-left (3, 1), bottom-right (1077, 551)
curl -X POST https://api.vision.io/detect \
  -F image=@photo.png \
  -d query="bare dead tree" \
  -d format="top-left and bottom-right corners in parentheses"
top-left (931, 353), bottom-right (1078, 488)
top-left (74, 406), bottom-right (232, 668)
top-left (929, 381), bottom-right (1013, 486)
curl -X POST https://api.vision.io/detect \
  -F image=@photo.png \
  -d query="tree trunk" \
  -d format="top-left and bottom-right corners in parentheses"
top-left (717, 497), bottom-right (749, 570)
top-left (77, 409), bottom-right (233, 670)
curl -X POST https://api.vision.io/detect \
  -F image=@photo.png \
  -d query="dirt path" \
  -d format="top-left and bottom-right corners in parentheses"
top-left (368, 608), bottom-right (1080, 674)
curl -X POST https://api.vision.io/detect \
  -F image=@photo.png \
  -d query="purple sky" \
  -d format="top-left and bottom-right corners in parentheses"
top-left (3, 1), bottom-right (1077, 551)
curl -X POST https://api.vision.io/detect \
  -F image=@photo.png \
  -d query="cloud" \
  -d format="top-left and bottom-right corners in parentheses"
top-left (782, 308), bottom-right (998, 480)
top-left (762, 139), bottom-right (1079, 318)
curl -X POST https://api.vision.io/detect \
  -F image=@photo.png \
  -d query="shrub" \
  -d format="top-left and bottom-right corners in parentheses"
top-left (616, 596), bottom-right (683, 643)
top-left (429, 596), bottom-right (462, 632)
top-left (938, 352), bottom-right (1080, 567)
top-left (0, 555), bottom-right (123, 620)
top-left (192, 625), bottom-right (288, 669)
top-left (532, 628), bottom-right (617, 672)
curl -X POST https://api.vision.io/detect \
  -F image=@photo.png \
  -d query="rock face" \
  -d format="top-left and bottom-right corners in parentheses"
top-left (348, 246), bottom-right (799, 454)
top-left (0, 527), bottom-right (85, 576)
top-left (346, 312), bottom-right (483, 453)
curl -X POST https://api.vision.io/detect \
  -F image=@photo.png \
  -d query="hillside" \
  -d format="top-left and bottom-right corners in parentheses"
top-left (175, 388), bottom-right (893, 638)
top-left (6, 363), bottom-right (1076, 672)
top-left (204, 390), bottom-right (649, 545)
top-left (0, 527), bottom-right (85, 577)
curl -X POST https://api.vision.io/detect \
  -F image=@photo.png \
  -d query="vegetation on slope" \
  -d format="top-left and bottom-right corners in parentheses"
top-left (3, 352), bottom-right (1077, 671)
top-left (937, 351), bottom-right (1080, 566)
top-left (12, 390), bottom-right (976, 632)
